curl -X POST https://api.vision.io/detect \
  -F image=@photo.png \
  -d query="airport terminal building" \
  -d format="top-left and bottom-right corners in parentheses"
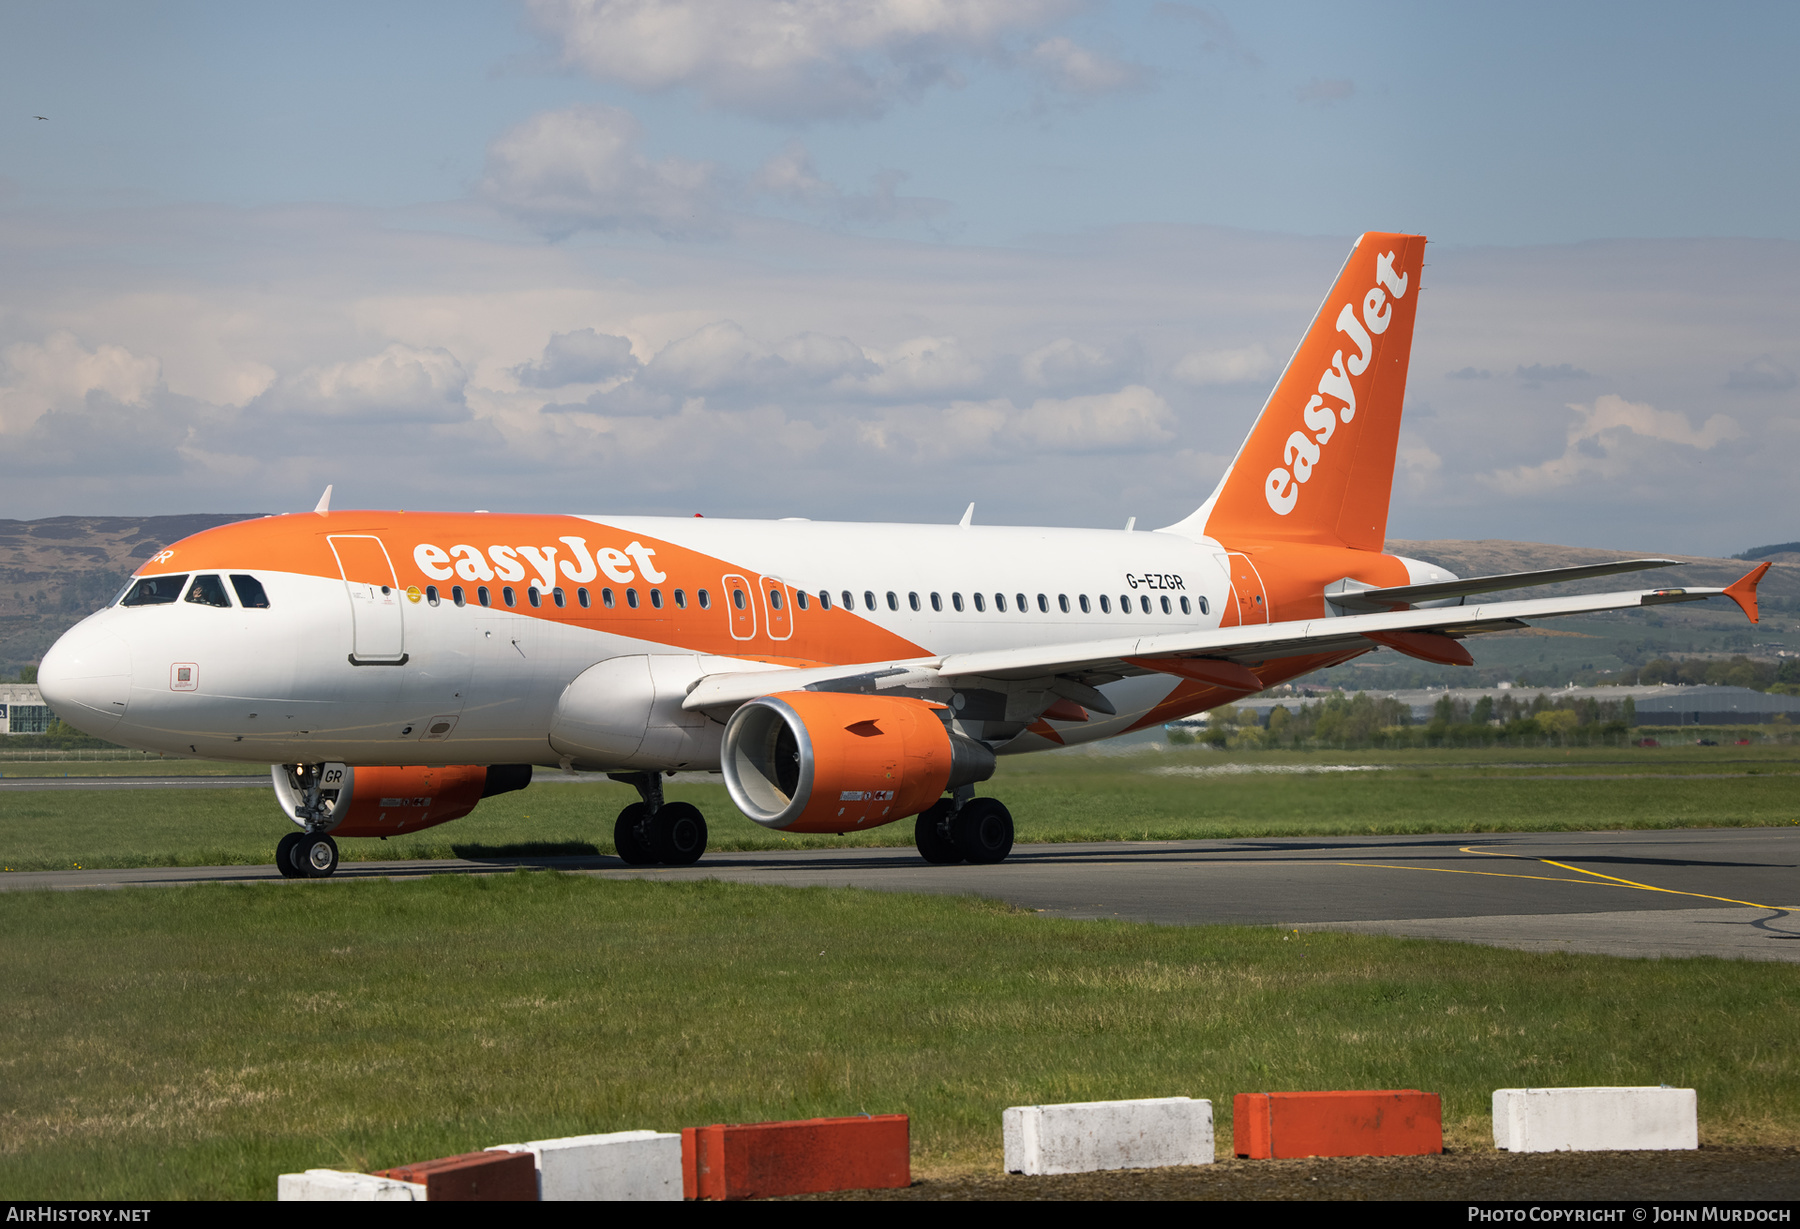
top-left (0, 684), bottom-right (51, 735)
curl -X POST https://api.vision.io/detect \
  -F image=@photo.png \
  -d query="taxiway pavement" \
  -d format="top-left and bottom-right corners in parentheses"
top-left (4, 828), bottom-right (1794, 962)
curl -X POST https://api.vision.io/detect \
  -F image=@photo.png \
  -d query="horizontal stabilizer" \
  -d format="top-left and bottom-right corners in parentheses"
top-left (1326, 558), bottom-right (1679, 613)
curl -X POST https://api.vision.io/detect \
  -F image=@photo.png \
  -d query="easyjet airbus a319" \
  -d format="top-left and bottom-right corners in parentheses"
top-left (38, 233), bottom-right (1769, 877)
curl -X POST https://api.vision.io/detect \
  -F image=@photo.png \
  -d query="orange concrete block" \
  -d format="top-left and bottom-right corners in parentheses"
top-left (683, 1115), bottom-right (910, 1200)
top-left (1233, 1090), bottom-right (1442, 1159)
top-left (374, 1150), bottom-right (539, 1200)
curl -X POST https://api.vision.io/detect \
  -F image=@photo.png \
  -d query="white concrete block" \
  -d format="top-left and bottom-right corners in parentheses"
top-left (487, 1130), bottom-right (682, 1200)
top-left (1493, 1087), bottom-right (1698, 1152)
top-left (277, 1170), bottom-right (425, 1201)
top-left (1003, 1096), bottom-right (1214, 1176)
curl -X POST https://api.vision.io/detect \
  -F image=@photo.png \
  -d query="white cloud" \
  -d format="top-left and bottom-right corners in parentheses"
top-left (1170, 343), bottom-right (1274, 386)
top-left (255, 344), bottom-right (469, 423)
top-left (1027, 36), bottom-right (1145, 95)
top-left (751, 141), bottom-right (948, 224)
top-left (1020, 337), bottom-right (1114, 388)
top-left (526, 0), bottom-right (1080, 121)
top-left (478, 105), bottom-right (721, 237)
top-left (0, 332), bottom-right (162, 432)
top-left (513, 329), bottom-right (641, 389)
top-left (861, 384), bottom-right (1174, 458)
top-left (1486, 394), bottom-right (1742, 494)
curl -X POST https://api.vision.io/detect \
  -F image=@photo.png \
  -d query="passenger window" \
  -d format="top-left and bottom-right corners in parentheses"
top-left (887, 592), bottom-right (899, 612)
top-left (578, 587), bottom-right (590, 608)
top-left (1057, 594), bottom-right (1069, 613)
top-left (994, 593), bottom-right (1006, 612)
top-left (819, 591), bottom-right (832, 611)
top-left (796, 590), bottom-right (808, 611)
top-left (1016, 593), bottom-right (1028, 613)
top-left (973, 593), bottom-right (985, 612)
top-left (1037, 594), bottom-right (1049, 613)
top-left (650, 588), bottom-right (663, 609)
top-left (698, 589), bottom-right (711, 609)
top-left (864, 591), bottom-right (876, 611)
top-left (951, 593), bottom-right (963, 612)
top-left (478, 586), bottom-right (491, 607)
top-left (553, 587), bottom-right (566, 608)
top-left (1100, 594), bottom-right (1111, 614)
top-left (453, 585), bottom-right (466, 608)
top-left (185, 575), bottom-right (232, 608)
top-left (627, 588), bottom-right (640, 609)
top-left (1078, 595), bottom-right (1090, 613)
top-left (426, 585), bottom-right (440, 607)
top-left (527, 587), bottom-right (541, 608)
top-left (768, 589), bottom-right (781, 610)
top-left (602, 587), bottom-right (616, 608)
top-left (1198, 595), bottom-right (1210, 616)
top-left (1180, 596), bottom-right (1191, 615)
top-left (1140, 595), bottom-right (1151, 614)
top-left (674, 589), bottom-right (687, 609)
top-left (123, 574), bottom-right (188, 606)
top-left (732, 588), bottom-right (746, 610)
top-left (504, 586), bottom-right (516, 607)
top-left (229, 574), bottom-right (270, 608)
top-left (1119, 594), bottom-right (1130, 613)
top-left (1161, 595), bottom-right (1172, 614)
top-left (910, 592), bottom-right (922, 612)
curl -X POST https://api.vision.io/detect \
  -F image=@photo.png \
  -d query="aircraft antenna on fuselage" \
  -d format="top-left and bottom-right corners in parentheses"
top-left (958, 503), bottom-right (974, 529)
top-left (313, 485), bottom-right (332, 515)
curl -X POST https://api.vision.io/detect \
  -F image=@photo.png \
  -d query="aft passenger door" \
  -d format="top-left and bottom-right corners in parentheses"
top-left (328, 535), bottom-right (406, 663)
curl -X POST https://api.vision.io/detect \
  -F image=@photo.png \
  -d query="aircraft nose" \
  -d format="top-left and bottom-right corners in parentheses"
top-left (38, 625), bottom-right (132, 737)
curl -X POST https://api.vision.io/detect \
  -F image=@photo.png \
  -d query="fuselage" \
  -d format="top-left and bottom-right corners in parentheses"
top-left (38, 510), bottom-right (1437, 768)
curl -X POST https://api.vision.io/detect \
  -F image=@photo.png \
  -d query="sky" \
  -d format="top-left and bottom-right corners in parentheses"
top-left (1, 1), bottom-right (1795, 555)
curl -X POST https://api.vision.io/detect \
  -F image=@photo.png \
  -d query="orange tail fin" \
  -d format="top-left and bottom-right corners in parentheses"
top-left (1165, 232), bottom-right (1428, 551)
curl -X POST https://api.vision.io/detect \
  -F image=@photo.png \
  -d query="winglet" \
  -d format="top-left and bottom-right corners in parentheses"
top-left (1723, 561), bottom-right (1771, 624)
top-left (313, 485), bottom-right (333, 516)
top-left (958, 502), bottom-right (974, 529)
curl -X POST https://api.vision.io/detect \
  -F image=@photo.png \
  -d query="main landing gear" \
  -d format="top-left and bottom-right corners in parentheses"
top-left (610, 772), bottom-right (708, 867)
top-left (915, 790), bottom-right (1014, 865)
top-left (275, 830), bottom-right (339, 879)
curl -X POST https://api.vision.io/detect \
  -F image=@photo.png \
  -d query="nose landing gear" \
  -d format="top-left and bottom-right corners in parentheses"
top-left (274, 763), bottom-right (344, 879)
top-left (609, 772), bottom-right (709, 867)
top-left (275, 830), bottom-right (339, 879)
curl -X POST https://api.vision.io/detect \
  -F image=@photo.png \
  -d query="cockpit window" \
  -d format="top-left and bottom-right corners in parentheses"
top-left (121, 575), bottom-right (189, 606)
top-left (184, 575), bottom-right (233, 608)
top-left (230, 575), bottom-right (271, 608)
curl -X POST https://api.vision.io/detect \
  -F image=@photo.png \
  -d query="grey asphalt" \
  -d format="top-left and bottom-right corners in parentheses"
top-left (4, 828), bottom-right (1795, 963)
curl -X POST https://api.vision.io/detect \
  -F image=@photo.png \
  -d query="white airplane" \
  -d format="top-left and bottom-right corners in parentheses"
top-left (38, 232), bottom-right (1768, 878)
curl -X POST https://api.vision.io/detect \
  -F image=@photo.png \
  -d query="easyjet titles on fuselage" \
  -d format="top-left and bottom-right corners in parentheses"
top-left (413, 537), bottom-right (666, 589)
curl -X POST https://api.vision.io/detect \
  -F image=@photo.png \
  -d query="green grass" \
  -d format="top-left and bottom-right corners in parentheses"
top-left (2, 874), bottom-right (1796, 1198)
top-left (4, 744), bottom-right (1800, 871)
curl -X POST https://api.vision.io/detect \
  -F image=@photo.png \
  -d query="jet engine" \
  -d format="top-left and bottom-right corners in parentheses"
top-left (271, 762), bottom-right (532, 837)
top-left (721, 691), bottom-right (994, 833)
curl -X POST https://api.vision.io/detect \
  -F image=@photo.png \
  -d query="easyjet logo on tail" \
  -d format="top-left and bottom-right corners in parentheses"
top-left (412, 537), bottom-right (666, 588)
top-left (1264, 250), bottom-right (1410, 516)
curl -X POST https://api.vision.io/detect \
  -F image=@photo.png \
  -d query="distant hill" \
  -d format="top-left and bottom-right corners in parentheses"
top-left (0, 515), bottom-right (265, 674)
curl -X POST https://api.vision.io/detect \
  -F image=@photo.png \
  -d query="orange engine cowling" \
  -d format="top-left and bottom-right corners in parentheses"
top-left (271, 763), bottom-right (532, 838)
top-left (721, 691), bottom-right (995, 833)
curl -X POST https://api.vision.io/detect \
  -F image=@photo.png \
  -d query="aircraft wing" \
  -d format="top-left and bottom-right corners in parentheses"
top-left (682, 565), bottom-right (1769, 714)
